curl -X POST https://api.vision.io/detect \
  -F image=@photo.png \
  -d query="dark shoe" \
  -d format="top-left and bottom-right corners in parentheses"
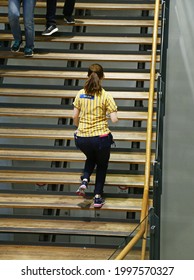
top-left (42, 25), bottom-right (58, 36)
top-left (64, 16), bottom-right (75, 24)
top-left (94, 195), bottom-right (104, 208)
top-left (24, 47), bottom-right (34, 57)
top-left (11, 40), bottom-right (22, 52)
top-left (76, 179), bottom-right (88, 196)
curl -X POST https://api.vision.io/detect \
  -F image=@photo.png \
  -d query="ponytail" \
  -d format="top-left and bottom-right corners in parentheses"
top-left (84, 64), bottom-right (104, 95)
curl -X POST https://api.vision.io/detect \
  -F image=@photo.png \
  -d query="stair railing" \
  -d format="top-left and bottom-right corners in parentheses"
top-left (115, 0), bottom-right (161, 260)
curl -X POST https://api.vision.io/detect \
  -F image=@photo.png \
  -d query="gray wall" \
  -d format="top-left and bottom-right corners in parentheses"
top-left (161, 0), bottom-right (194, 259)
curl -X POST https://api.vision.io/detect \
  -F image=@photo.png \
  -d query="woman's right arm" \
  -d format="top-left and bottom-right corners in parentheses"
top-left (110, 111), bottom-right (118, 123)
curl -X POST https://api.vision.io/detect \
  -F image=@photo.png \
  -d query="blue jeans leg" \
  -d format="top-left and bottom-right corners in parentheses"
top-left (23, 0), bottom-right (37, 48)
top-left (8, 0), bottom-right (22, 42)
top-left (8, 0), bottom-right (36, 48)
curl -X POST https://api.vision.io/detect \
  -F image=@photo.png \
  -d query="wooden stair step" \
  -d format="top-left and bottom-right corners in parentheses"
top-left (0, 33), bottom-right (160, 45)
top-left (0, 50), bottom-right (160, 62)
top-left (0, 105), bottom-right (157, 120)
top-left (0, 244), bottom-right (147, 260)
top-left (0, 67), bottom-right (153, 81)
top-left (0, 86), bottom-right (155, 100)
top-left (0, 217), bottom-right (138, 236)
top-left (0, 168), bottom-right (153, 187)
top-left (0, 1), bottom-right (157, 11)
top-left (63, 18), bottom-right (156, 27)
top-left (66, 2), bottom-right (157, 11)
top-left (0, 244), bottom-right (117, 260)
top-left (0, 16), bottom-right (157, 27)
top-left (0, 193), bottom-right (152, 212)
top-left (0, 146), bottom-right (155, 164)
top-left (0, 125), bottom-right (156, 141)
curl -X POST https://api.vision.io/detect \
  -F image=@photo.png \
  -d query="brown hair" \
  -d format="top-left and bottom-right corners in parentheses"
top-left (84, 64), bottom-right (104, 95)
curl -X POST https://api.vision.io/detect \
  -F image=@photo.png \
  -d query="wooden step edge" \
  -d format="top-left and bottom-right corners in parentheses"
top-left (0, 169), bottom-right (153, 187)
top-left (0, 33), bottom-right (161, 44)
top-left (0, 88), bottom-right (155, 100)
top-left (0, 69), bottom-right (157, 81)
top-left (0, 217), bottom-right (139, 236)
top-left (0, 16), bottom-right (157, 27)
top-left (0, 50), bottom-right (160, 62)
top-left (0, 128), bottom-right (157, 142)
top-left (0, 193), bottom-right (152, 212)
top-left (0, 107), bottom-right (157, 121)
top-left (0, 244), bottom-right (148, 260)
top-left (0, 2), bottom-right (158, 11)
top-left (0, 147), bottom-right (155, 164)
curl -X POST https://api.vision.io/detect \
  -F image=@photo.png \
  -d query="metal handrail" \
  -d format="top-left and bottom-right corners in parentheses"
top-left (115, 0), bottom-right (161, 260)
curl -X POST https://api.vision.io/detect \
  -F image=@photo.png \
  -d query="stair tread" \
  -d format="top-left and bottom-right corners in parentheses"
top-left (0, 50), bottom-right (160, 62)
top-left (0, 16), bottom-right (156, 27)
top-left (0, 168), bottom-right (153, 187)
top-left (0, 146), bottom-right (155, 163)
top-left (0, 1), bottom-right (157, 11)
top-left (0, 193), bottom-right (152, 211)
top-left (0, 33), bottom-right (159, 44)
top-left (0, 87), bottom-right (154, 100)
top-left (0, 105), bottom-right (156, 120)
top-left (0, 67), bottom-right (153, 81)
top-left (0, 217), bottom-right (138, 236)
top-left (0, 126), bottom-right (156, 141)
top-left (0, 244), bottom-right (147, 260)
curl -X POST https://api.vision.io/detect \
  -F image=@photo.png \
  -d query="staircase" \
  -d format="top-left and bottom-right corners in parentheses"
top-left (0, 0), bottom-right (162, 260)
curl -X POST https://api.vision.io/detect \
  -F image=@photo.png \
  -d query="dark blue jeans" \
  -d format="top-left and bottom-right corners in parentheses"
top-left (46, 0), bottom-right (76, 26)
top-left (75, 134), bottom-right (113, 196)
top-left (8, 0), bottom-right (37, 48)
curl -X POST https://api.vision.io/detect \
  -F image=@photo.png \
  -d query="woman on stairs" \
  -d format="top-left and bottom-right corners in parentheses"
top-left (8, 0), bottom-right (37, 57)
top-left (73, 64), bottom-right (118, 208)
